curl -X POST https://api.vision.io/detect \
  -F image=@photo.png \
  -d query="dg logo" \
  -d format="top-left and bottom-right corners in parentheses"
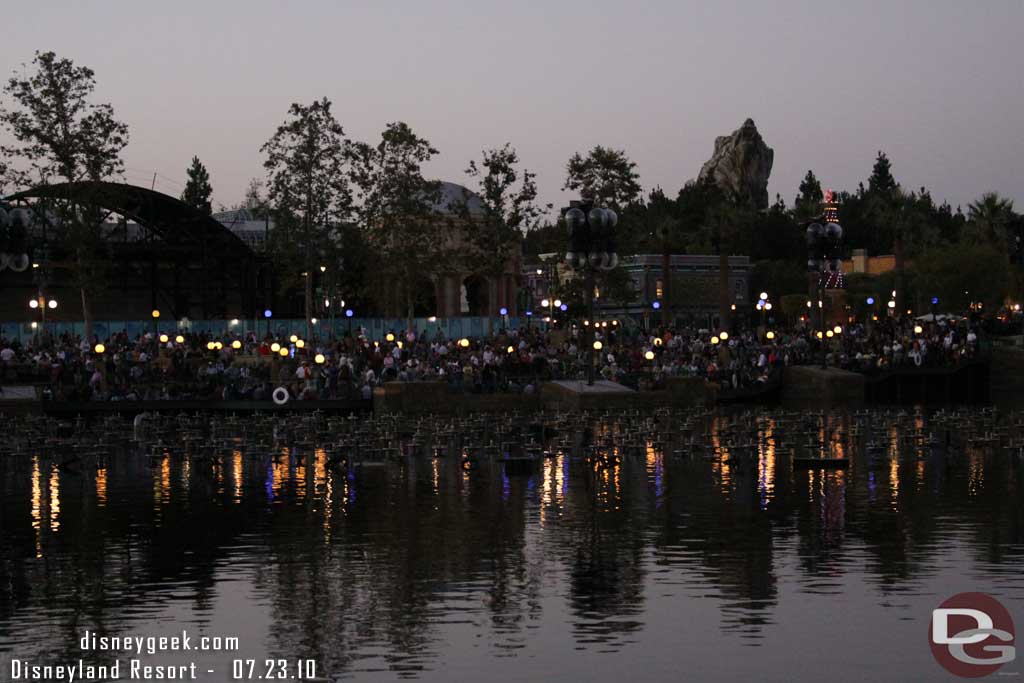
top-left (930, 592), bottom-right (1016, 678)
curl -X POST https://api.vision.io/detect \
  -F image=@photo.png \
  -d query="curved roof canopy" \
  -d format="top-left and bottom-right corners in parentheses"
top-left (5, 181), bottom-right (252, 254)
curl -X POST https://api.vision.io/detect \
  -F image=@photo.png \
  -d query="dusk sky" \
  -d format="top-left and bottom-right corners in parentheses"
top-left (5, 0), bottom-right (1022, 215)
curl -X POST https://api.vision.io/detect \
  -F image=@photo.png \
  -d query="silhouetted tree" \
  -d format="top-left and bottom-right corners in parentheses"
top-left (0, 51), bottom-right (129, 341)
top-left (180, 156), bottom-right (213, 214)
top-left (261, 97), bottom-right (351, 339)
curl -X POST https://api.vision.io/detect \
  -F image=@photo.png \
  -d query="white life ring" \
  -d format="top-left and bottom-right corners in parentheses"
top-left (272, 386), bottom-right (290, 405)
top-left (7, 253), bottom-right (29, 272)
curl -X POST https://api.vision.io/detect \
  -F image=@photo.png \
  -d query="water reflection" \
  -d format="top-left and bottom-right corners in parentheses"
top-left (0, 409), bottom-right (1022, 681)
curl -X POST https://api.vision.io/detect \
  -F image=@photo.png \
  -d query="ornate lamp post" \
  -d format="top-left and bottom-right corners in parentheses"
top-left (805, 217), bottom-right (842, 369)
top-left (563, 200), bottom-right (619, 386)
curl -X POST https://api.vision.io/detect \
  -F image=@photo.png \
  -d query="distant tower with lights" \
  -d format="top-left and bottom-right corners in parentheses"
top-left (820, 189), bottom-right (844, 290)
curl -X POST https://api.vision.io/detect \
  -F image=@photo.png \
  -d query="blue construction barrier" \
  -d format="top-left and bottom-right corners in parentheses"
top-left (0, 316), bottom-right (548, 345)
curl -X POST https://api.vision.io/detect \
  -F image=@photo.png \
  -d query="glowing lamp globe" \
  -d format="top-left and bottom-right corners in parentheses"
top-left (759, 292), bottom-right (768, 301)
top-left (644, 350), bottom-right (655, 361)
top-left (29, 298), bottom-right (38, 309)
top-left (593, 341), bottom-right (603, 351)
top-left (94, 343), bottom-right (105, 354)
top-left (719, 331), bottom-right (729, 341)
top-left (263, 309), bottom-right (272, 318)
top-left (766, 331), bottom-right (775, 340)
top-left (499, 307), bottom-right (508, 316)
top-left (833, 326), bottom-right (842, 334)
top-left (151, 309), bottom-right (160, 319)
top-left (711, 336), bottom-right (720, 345)
top-left (541, 299), bottom-right (550, 308)
top-left (459, 338), bottom-right (470, 348)
top-left (507, 346), bottom-right (514, 354)
top-left (48, 299), bottom-right (57, 309)
top-left (386, 333), bottom-right (395, 342)
top-left (315, 353), bottom-right (326, 364)
top-left (914, 325), bottom-right (923, 334)
top-left (296, 339), bottom-right (305, 349)
top-left (271, 342), bottom-right (281, 352)
top-left (175, 335), bottom-right (185, 344)
top-left (231, 340), bottom-right (242, 349)
top-left (279, 348), bottom-right (289, 357)
top-left (159, 334), bottom-right (169, 343)
top-left (215, 341), bottom-right (223, 350)
top-left (289, 334), bottom-right (298, 343)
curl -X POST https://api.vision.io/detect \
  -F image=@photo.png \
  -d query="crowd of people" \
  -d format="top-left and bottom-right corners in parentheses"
top-left (0, 314), bottom-right (989, 403)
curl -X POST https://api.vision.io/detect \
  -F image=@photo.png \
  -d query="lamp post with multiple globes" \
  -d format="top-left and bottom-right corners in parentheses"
top-left (562, 200), bottom-right (619, 386)
top-left (805, 204), bottom-right (843, 370)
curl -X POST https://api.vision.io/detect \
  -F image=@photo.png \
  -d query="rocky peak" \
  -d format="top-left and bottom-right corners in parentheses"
top-left (698, 118), bottom-right (774, 210)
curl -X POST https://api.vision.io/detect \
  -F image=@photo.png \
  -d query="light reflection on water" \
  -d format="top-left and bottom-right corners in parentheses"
top-left (0, 409), bottom-right (1022, 682)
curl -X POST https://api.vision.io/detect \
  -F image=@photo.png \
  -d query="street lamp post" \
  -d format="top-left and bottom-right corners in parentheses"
top-left (563, 200), bottom-right (619, 386)
top-left (805, 218), bottom-right (842, 370)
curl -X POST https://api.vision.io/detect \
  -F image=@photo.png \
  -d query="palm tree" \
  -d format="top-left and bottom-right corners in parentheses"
top-left (967, 192), bottom-right (1015, 256)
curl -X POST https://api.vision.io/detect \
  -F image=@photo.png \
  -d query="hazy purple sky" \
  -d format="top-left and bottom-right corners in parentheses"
top-left (5, 0), bottom-right (1022, 215)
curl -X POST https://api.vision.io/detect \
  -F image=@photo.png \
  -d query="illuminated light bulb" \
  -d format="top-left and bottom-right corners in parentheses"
top-left (593, 341), bottom-right (603, 350)
top-left (175, 335), bottom-right (185, 344)
top-left (460, 338), bottom-right (470, 348)
top-left (315, 353), bottom-right (325, 364)
top-left (159, 334), bottom-right (169, 343)
top-left (296, 339), bottom-right (305, 349)
top-left (644, 350), bottom-right (655, 360)
top-left (271, 342), bottom-right (281, 352)
top-left (279, 348), bottom-right (288, 357)
top-left (719, 331), bottom-right (729, 341)
top-left (766, 331), bottom-right (775, 340)
top-left (289, 334), bottom-right (298, 343)
top-left (232, 340), bottom-right (242, 349)
top-left (94, 343), bottom-right (105, 353)
top-left (207, 341), bottom-right (215, 350)
top-left (386, 333), bottom-right (395, 342)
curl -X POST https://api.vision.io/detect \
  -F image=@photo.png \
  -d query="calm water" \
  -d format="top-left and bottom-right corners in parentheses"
top-left (1, 410), bottom-right (1022, 682)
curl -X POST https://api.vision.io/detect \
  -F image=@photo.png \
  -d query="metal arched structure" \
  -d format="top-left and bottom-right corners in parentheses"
top-left (5, 181), bottom-right (249, 252)
top-left (3, 181), bottom-right (264, 321)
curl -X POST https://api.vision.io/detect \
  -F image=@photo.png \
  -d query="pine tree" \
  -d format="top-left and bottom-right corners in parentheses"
top-left (794, 170), bottom-right (823, 219)
top-left (180, 156), bottom-right (213, 214)
top-left (867, 151), bottom-right (898, 198)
